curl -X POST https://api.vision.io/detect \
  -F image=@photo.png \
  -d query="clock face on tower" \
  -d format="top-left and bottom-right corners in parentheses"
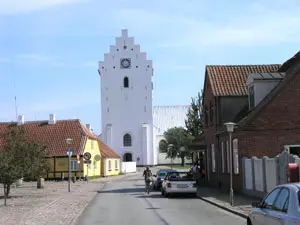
top-left (120, 58), bottom-right (131, 69)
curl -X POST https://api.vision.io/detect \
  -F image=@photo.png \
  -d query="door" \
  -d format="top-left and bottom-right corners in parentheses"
top-left (264, 187), bottom-right (289, 225)
top-left (252, 188), bottom-right (282, 225)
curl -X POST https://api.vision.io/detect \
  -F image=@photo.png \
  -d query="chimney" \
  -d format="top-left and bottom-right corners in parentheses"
top-left (86, 124), bottom-right (91, 131)
top-left (17, 115), bottom-right (24, 125)
top-left (49, 114), bottom-right (56, 125)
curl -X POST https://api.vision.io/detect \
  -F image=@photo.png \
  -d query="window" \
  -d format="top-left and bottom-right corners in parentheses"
top-left (108, 160), bottom-right (112, 171)
top-left (273, 188), bottom-right (289, 213)
top-left (204, 105), bottom-right (208, 126)
top-left (226, 141), bottom-right (230, 173)
top-left (249, 85), bottom-right (255, 109)
top-left (115, 160), bottom-right (118, 170)
top-left (70, 160), bottom-right (77, 171)
top-left (262, 188), bottom-right (281, 209)
top-left (209, 101), bottom-right (214, 124)
top-left (211, 144), bottom-right (216, 173)
top-left (94, 160), bottom-right (97, 170)
top-left (123, 133), bottom-right (132, 147)
top-left (124, 77), bottom-right (129, 88)
top-left (91, 140), bottom-right (94, 149)
top-left (221, 142), bottom-right (225, 173)
top-left (233, 139), bottom-right (239, 174)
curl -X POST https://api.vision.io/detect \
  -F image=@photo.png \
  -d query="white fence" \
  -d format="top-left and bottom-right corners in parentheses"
top-left (121, 162), bottom-right (136, 173)
top-left (242, 151), bottom-right (300, 197)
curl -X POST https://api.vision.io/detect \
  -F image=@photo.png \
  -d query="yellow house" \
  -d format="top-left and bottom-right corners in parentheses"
top-left (0, 115), bottom-right (102, 180)
top-left (98, 139), bottom-right (121, 177)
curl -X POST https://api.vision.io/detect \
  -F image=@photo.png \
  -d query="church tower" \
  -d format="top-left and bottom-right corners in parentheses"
top-left (98, 29), bottom-right (156, 166)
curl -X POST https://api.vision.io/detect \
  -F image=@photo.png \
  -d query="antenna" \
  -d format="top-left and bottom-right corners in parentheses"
top-left (13, 75), bottom-right (18, 121)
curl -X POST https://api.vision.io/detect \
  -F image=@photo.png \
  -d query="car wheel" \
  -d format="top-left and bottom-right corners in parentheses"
top-left (247, 218), bottom-right (252, 225)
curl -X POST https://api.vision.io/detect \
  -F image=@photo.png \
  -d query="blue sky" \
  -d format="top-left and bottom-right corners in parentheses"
top-left (0, 0), bottom-right (299, 135)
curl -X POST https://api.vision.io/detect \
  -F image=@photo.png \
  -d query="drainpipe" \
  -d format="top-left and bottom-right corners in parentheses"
top-left (215, 96), bottom-right (221, 189)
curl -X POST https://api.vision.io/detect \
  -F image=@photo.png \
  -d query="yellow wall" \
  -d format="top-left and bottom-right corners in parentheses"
top-left (46, 138), bottom-right (101, 179)
top-left (83, 138), bottom-right (101, 178)
top-left (103, 158), bottom-right (121, 176)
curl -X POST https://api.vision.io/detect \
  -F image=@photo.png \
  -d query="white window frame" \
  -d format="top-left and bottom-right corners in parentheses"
top-left (115, 160), bottom-right (118, 170)
top-left (70, 160), bottom-right (77, 171)
top-left (211, 144), bottom-right (216, 173)
top-left (221, 142), bottom-right (225, 173)
top-left (108, 160), bottom-right (112, 171)
top-left (233, 139), bottom-right (239, 174)
top-left (226, 141), bottom-right (230, 173)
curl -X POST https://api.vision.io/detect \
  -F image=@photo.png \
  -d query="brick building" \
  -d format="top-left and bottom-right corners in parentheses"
top-left (201, 51), bottom-right (300, 192)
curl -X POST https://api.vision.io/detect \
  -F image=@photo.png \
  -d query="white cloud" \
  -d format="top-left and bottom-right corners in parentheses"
top-left (0, 0), bottom-right (89, 15)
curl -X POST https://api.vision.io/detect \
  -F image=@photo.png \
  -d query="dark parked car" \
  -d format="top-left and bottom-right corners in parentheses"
top-left (153, 169), bottom-right (177, 189)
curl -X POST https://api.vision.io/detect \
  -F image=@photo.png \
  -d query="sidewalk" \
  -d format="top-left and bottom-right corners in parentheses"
top-left (197, 186), bottom-right (259, 218)
top-left (0, 173), bottom-right (136, 225)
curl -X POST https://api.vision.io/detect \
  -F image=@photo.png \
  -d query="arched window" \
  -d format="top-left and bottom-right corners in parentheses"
top-left (123, 153), bottom-right (132, 162)
top-left (159, 140), bottom-right (167, 153)
top-left (123, 133), bottom-right (132, 147)
top-left (124, 77), bottom-right (129, 88)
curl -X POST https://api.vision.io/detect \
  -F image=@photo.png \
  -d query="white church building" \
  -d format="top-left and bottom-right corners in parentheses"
top-left (98, 29), bottom-right (191, 166)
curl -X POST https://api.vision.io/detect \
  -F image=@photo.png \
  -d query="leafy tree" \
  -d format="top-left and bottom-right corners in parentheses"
top-left (0, 127), bottom-right (50, 206)
top-left (159, 127), bottom-right (194, 166)
top-left (185, 91), bottom-right (204, 137)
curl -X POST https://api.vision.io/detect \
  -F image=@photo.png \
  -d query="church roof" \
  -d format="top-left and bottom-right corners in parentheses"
top-left (153, 105), bottom-right (190, 135)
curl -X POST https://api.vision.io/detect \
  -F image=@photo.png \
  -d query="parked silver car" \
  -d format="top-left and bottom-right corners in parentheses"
top-left (247, 182), bottom-right (300, 225)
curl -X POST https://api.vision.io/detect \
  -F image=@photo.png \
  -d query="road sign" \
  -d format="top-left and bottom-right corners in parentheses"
top-left (83, 152), bottom-right (91, 160)
top-left (84, 160), bottom-right (91, 164)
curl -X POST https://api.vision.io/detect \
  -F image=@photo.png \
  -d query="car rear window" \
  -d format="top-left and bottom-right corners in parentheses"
top-left (159, 172), bottom-right (167, 177)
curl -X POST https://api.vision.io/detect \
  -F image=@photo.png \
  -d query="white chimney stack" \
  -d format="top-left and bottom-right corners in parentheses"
top-left (86, 124), bottom-right (91, 131)
top-left (49, 114), bottom-right (56, 125)
top-left (17, 115), bottom-right (24, 125)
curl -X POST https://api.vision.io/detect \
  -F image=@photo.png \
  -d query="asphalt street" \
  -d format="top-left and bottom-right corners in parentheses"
top-left (75, 173), bottom-right (246, 225)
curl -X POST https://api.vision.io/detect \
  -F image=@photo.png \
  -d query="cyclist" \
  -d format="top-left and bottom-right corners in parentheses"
top-left (143, 167), bottom-right (152, 193)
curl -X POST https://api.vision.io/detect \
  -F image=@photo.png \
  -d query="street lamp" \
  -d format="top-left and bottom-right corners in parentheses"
top-left (167, 144), bottom-right (174, 169)
top-left (224, 122), bottom-right (236, 206)
top-left (66, 138), bottom-right (73, 192)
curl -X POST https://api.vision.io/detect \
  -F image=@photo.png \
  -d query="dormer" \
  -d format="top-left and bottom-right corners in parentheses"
top-left (246, 72), bottom-right (286, 110)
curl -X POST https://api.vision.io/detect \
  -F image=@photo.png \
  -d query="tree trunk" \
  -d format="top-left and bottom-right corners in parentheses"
top-left (3, 184), bottom-right (7, 206)
top-left (6, 184), bottom-right (10, 198)
top-left (181, 155), bottom-right (185, 166)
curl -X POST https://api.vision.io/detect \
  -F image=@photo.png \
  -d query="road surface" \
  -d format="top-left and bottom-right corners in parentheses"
top-left (75, 173), bottom-right (246, 225)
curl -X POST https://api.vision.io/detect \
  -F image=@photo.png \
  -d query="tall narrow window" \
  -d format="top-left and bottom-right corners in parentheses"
top-left (123, 133), bottom-right (132, 147)
top-left (211, 144), bottom-right (216, 173)
top-left (108, 160), bottom-right (112, 171)
top-left (233, 139), bottom-right (239, 174)
top-left (124, 77), bottom-right (129, 88)
top-left (221, 142), bottom-right (225, 173)
top-left (249, 86), bottom-right (255, 109)
top-left (226, 141), bottom-right (230, 173)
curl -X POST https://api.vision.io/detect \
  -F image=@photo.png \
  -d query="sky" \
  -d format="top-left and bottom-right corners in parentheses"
top-left (0, 0), bottom-right (299, 135)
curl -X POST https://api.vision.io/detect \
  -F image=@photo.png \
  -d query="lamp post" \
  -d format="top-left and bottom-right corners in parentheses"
top-left (167, 144), bottom-right (174, 169)
top-left (224, 122), bottom-right (236, 206)
top-left (66, 138), bottom-right (73, 192)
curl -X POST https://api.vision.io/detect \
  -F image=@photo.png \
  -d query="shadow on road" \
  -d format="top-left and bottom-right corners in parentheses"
top-left (97, 187), bottom-right (144, 194)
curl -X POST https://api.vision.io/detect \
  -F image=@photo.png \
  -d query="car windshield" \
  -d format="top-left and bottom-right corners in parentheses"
top-left (159, 172), bottom-right (167, 177)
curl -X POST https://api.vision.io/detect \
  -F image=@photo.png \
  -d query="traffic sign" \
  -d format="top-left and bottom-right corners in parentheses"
top-left (84, 160), bottom-right (91, 164)
top-left (83, 152), bottom-right (91, 160)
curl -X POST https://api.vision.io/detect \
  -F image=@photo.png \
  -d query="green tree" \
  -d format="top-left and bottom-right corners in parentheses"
top-left (0, 127), bottom-right (50, 206)
top-left (159, 127), bottom-right (194, 166)
top-left (185, 91), bottom-right (204, 137)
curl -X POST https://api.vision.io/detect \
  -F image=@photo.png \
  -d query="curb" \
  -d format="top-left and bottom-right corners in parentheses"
top-left (197, 195), bottom-right (248, 219)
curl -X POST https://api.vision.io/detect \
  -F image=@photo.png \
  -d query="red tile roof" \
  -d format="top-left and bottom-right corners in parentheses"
top-left (0, 119), bottom-right (99, 157)
top-left (98, 139), bottom-right (120, 158)
top-left (206, 65), bottom-right (281, 96)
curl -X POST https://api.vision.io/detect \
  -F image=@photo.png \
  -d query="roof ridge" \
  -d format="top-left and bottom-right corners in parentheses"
top-left (207, 64), bottom-right (281, 67)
